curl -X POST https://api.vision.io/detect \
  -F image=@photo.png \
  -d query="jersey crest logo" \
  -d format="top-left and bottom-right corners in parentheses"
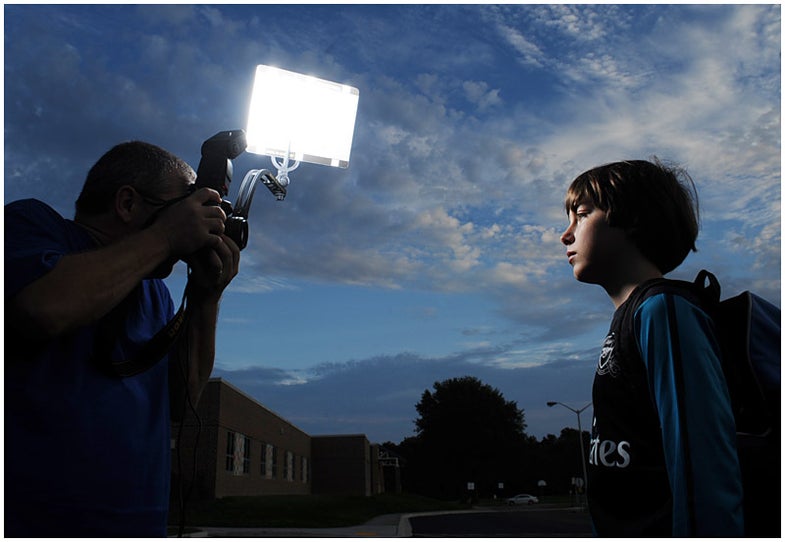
top-left (597, 332), bottom-right (621, 377)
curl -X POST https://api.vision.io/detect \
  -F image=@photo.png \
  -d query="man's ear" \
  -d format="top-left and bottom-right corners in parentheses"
top-left (114, 185), bottom-right (139, 224)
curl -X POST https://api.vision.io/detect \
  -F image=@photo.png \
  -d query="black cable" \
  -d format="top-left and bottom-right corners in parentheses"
top-left (174, 272), bottom-right (203, 538)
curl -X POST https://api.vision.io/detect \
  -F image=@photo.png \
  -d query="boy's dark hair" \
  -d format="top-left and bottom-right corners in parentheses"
top-left (565, 158), bottom-right (699, 274)
top-left (75, 141), bottom-right (194, 216)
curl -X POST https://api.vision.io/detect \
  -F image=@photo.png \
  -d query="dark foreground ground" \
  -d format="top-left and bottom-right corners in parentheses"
top-left (179, 505), bottom-right (591, 537)
top-left (407, 506), bottom-right (592, 537)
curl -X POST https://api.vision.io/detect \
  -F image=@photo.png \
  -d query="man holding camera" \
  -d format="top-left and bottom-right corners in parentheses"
top-left (5, 141), bottom-right (240, 536)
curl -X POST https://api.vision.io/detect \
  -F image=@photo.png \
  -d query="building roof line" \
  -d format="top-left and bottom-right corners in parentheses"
top-left (210, 376), bottom-right (308, 435)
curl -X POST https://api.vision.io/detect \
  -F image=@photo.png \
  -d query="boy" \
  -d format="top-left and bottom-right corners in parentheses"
top-left (560, 159), bottom-right (744, 536)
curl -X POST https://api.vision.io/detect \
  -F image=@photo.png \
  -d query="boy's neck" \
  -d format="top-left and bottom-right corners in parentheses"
top-left (605, 259), bottom-right (663, 309)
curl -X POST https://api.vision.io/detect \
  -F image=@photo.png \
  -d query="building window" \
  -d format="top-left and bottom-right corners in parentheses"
top-left (271, 445), bottom-right (278, 479)
top-left (293, 453), bottom-right (298, 482)
top-left (226, 431), bottom-right (236, 472)
top-left (242, 436), bottom-right (251, 474)
top-left (226, 431), bottom-right (251, 475)
top-left (262, 442), bottom-right (274, 479)
top-left (301, 456), bottom-right (309, 483)
top-left (285, 451), bottom-right (294, 481)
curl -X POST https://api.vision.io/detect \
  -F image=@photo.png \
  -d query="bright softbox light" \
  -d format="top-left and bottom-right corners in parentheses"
top-left (245, 64), bottom-right (360, 169)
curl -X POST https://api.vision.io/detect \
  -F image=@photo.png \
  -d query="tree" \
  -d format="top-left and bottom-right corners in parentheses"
top-left (403, 376), bottom-right (528, 499)
top-left (536, 428), bottom-right (591, 493)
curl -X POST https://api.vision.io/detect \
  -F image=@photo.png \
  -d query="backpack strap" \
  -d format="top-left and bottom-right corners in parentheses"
top-left (693, 269), bottom-right (721, 305)
top-left (618, 276), bottom-right (709, 409)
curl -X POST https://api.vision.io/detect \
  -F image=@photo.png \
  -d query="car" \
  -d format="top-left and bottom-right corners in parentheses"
top-left (507, 493), bottom-right (539, 505)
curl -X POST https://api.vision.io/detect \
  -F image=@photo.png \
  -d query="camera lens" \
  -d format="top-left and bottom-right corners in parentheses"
top-left (226, 217), bottom-right (248, 250)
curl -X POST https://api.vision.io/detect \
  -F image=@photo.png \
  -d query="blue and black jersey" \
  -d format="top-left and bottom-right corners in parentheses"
top-left (588, 278), bottom-right (744, 536)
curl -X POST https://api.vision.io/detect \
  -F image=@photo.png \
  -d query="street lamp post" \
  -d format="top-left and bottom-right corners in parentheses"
top-left (547, 401), bottom-right (592, 504)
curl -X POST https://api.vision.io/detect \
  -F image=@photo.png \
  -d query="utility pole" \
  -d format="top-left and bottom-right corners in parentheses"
top-left (547, 401), bottom-right (592, 506)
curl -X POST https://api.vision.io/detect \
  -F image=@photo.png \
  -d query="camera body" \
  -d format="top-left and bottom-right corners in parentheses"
top-left (194, 130), bottom-right (249, 249)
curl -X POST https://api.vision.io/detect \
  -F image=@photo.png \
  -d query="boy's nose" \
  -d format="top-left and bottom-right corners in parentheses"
top-left (560, 226), bottom-right (574, 246)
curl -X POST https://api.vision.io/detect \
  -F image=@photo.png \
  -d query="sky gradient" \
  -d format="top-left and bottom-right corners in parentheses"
top-left (4, 4), bottom-right (781, 443)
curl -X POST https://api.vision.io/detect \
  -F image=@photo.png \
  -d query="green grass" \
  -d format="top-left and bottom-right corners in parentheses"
top-left (169, 493), bottom-right (470, 528)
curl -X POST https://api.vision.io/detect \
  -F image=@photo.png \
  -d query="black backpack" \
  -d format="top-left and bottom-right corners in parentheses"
top-left (690, 270), bottom-right (780, 537)
top-left (620, 270), bottom-right (779, 535)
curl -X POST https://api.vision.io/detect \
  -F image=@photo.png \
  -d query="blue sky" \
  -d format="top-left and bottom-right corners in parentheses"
top-left (4, 4), bottom-right (781, 443)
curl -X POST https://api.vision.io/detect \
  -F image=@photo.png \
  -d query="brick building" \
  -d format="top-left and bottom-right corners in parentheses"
top-left (311, 436), bottom-right (384, 496)
top-left (171, 378), bottom-right (388, 501)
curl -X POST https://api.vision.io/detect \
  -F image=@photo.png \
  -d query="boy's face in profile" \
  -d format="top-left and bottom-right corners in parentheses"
top-left (560, 198), bottom-right (632, 286)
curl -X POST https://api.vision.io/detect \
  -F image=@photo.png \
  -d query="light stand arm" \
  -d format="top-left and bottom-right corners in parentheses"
top-left (270, 153), bottom-right (299, 192)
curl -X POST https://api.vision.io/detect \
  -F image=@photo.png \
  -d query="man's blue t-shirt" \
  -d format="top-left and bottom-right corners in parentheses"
top-left (5, 199), bottom-right (175, 536)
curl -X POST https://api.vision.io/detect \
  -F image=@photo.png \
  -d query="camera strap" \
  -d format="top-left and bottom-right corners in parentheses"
top-left (95, 280), bottom-right (191, 378)
top-left (110, 300), bottom-right (190, 378)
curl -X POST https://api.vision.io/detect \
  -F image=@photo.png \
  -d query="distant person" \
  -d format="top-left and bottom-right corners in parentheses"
top-left (5, 141), bottom-right (241, 536)
top-left (559, 159), bottom-right (743, 536)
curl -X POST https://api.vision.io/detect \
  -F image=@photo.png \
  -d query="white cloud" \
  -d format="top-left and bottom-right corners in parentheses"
top-left (229, 276), bottom-right (298, 294)
top-left (495, 23), bottom-right (545, 68)
top-left (462, 80), bottom-right (503, 111)
top-left (490, 262), bottom-right (529, 288)
top-left (543, 5), bottom-right (620, 41)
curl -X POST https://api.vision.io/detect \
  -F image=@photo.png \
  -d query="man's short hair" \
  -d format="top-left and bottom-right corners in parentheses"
top-left (565, 158), bottom-right (699, 274)
top-left (75, 141), bottom-right (194, 216)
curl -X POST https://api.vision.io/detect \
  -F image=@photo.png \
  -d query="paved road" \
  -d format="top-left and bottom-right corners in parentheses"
top-left (406, 507), bottom-right (592, 537)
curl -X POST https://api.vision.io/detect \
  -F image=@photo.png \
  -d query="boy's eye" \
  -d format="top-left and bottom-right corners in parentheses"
top-left (572, 200), bottom-right (594, 216)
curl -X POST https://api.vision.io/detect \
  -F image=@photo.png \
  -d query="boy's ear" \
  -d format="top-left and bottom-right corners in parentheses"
top-left (114, 185), bottom-right (139, 223)
top-left (624, 214), bottom-right (642, 237)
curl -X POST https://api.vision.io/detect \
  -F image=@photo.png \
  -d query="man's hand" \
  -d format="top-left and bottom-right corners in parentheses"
top-left (183, 234), bottom-right (241, 303)
top-left (145, 187), bottom-right (241, 301)
top-left (150, 188), bottom-right (227, 258)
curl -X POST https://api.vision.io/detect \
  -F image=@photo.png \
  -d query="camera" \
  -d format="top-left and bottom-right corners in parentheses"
top-left (194, 130), bottom-right (249, 249)
top-left (194, 130), bottom-right (289, 251)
